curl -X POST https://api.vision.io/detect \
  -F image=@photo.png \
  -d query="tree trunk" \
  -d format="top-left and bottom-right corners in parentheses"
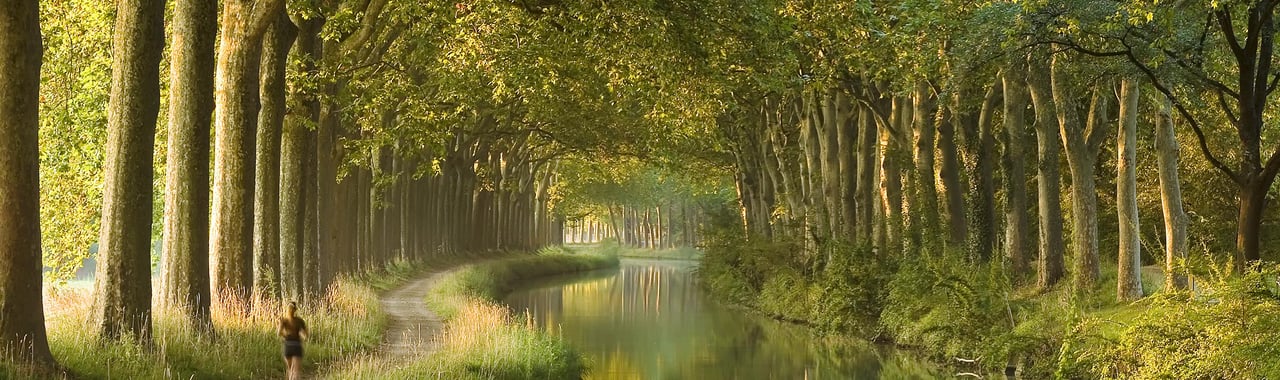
top-left (1027, 51), bottom-right (1065, 289)
top-left (911, 82), bottom-right (941, 253)
top-left (857, 105), bottom-right (878, 245)
top-left (966, 80), bottom-right (1001, 262)
top-left (160, 0), bottom-right (216, 334)
top-left (938, 97), bottom-right (967, 249)
top-left (1154, 96), bottom-right (1189, 291)
top-left (879, 97), bottom-right (907, 254)
top-left (93, 0), bottom-right (164, 341)
top-left (1117, 79), bottom-right (1143, 301)
top-left (837, 95), bottom-right (858, 241)
top-left (212, 0), bottom-right (283, 310)
top-left (821, 88), bottom-right (843, 237)
top-left (1055, 59), bottom-right (1108, 291)
top-left (251, 11), bottom-right (296, 306)
top-left (0, 0), bottom-right (53, 363)
top-left (1002, 67), bottom-right (1032, 276)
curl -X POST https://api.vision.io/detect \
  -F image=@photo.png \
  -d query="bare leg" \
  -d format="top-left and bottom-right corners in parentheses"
top-left (289, 356), bottom-right (302, 379)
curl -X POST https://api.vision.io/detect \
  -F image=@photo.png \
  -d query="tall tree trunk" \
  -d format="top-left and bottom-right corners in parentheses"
top-left (879, 97), bottom-right (907, 255)
top-left (970, 81), bottom-right (1001, 262)
top-left (1055, 58), bottom-right (1109, 291)
top-left (837, 94), bottom-right (858, 241)
top-left (857, 106), bottom-right (878, 244)
top-left (1117, 79), bottom-right (1143, 301)
top-left (283, 10), bottom-right (322, 301)
top-left (1027, 51), bottom-right (1065, 289)
top-left (212, 0), bottom-right (283, 310)
top-left (1002, 66), bottom-right (1032, 277)
top-left (1154, 96), bottom-right (1189, 291)
top-left (160, 0), bottom-right (216, 334)
top-left (252, 12), bottom-right (296, 306)
top-left (93, 0), bottom-right (164, 341)
top-left (821, 88), bottom-right (843, 237)
top-left (802, 91), bottom-right (829, 242)
top-left (911, 83), bottom-right (941, 254)
top-left (0, 0), bottom-right (53, 363)
top-left (938, 97), bottom-right (967, 249)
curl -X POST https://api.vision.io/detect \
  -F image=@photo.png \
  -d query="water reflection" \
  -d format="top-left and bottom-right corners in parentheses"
top-left (504, 259), bottom-right (942, 380)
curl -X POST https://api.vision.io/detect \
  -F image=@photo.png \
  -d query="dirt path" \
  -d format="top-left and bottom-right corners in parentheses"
top-left (376, 268), bottom-right (454, 357)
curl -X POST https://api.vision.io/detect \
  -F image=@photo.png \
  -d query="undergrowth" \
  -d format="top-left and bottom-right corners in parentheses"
top-left (2, 251), bottom-right (505, 380)
top-left (328, 247), bottom-right (619, 379)
top-left (700, 232), bottom-right (1280, 379)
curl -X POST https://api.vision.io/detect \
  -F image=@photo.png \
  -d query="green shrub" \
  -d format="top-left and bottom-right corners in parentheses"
top-left (879, 254), bottom-right (1012, 363)
top-left (1061, 264), bottom-right (1280, 379)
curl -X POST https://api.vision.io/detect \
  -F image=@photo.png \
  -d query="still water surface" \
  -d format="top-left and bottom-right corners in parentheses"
top-left (503, 259), bottom-right (943, 379)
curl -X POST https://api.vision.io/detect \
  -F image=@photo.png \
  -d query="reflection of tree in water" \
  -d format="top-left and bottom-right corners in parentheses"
top-left (505, 261), bottom-right (942, 379)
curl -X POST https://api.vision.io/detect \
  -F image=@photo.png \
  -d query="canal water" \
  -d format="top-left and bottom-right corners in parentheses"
top-left (503, 259), bottom-right (943, 379)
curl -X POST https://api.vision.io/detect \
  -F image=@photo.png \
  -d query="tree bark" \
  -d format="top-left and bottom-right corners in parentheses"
top-left (251, 12), bottom-right (296, 306)
top-left (0, 0), bottom-right (53, 363)
top-left (212, 0), bottom-right (283, 310)
top-left (1055, 58), bottom-right (1109, 291)
top-left (938, 96), bottom-right (967, 249)
top-left (911, 82), bottom-right (941, 253)
top-left (1117, 79), bottom-right (1143, 301)
top-left (1027, 51), bottom-right (1065, 289)
top-left (821, 88), bottom-right (843, 237)
top-left (969, 80), bottom-right (1001, 262)
top-left (160, 0), bottom-right (216, 334)
top-left (1154, 96), bottom-right (1189, 290)
top-left (857, 105), bottom-right (878, 245)
top-left (1002, 67), bottom-right (1032, 276)
top-left (93, 0), bottom-right (164, 341)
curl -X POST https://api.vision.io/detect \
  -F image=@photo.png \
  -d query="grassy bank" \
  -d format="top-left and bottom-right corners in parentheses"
top-left (699, 235), bottom-right (1280, 378)
top-left (331, 246), bottom-right (620, 379)
top-left (3, 251), bottom-right (504, 379)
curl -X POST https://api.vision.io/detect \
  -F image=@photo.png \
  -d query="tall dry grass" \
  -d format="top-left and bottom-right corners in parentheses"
top-left (327, 248), bottom-right (617, 379)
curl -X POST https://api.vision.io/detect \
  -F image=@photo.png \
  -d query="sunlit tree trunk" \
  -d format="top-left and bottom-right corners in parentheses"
top-left (1154, 96), bottom-right (1189, 290)
top-left (0, 0), bottom-right (53, 363)
top-left (1117, 79), bottom-right (1143, 301)
top-left (252, 11), bottom-right (296, 306)
top-left (879, 97), bottom-right (908, 254)
top-left (93, 0), bottom-right (164, 341)
top-left (1054, 57), bottom-right (1109, 291)
top-left (1027, 51), bottom-right (1065, 289)
top-left (212, 0), bottom-right (284, 310)
top-left (911, 83), bottom-right (941, 254)
top-left (160, 0), bottom-right (216, 333)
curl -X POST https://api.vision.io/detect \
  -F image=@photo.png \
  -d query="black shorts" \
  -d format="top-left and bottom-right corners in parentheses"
top-left (283, 340), bottom-right (303, 358)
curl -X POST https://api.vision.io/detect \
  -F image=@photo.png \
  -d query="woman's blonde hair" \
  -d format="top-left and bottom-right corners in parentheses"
top-left (286, 301), bottom-right (298, 317)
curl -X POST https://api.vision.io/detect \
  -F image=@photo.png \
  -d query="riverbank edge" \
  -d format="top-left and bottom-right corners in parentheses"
top-left (330, 246), bottom-right (621, 379)
top-left (1, 250), bottom-right (514, 379)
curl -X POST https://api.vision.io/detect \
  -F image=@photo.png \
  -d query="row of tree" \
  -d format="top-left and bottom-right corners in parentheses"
top-left (2, 0), bottom-right (587, 367)
top-left (716, 0), bottom-right (1276, 302)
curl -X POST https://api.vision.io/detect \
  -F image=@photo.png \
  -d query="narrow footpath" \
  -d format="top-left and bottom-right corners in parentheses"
top-left (376, 268), bottom-right (456, 357)
top-left (318, 257), bottom-right (500, 378)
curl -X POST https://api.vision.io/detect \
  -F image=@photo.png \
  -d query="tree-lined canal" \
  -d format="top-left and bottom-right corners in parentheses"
top-left (504, 259), bottom-right (942, 379)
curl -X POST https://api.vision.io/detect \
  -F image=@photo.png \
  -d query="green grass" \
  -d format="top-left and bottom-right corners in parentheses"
top-left (3, 251), bottom-right (510, 380)
top-left (329, 247), bottom-right (620, 379)
top-left (32, 276), bottom-right (384, 379)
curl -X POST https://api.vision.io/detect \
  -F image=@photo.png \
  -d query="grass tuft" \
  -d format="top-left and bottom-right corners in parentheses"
top-left (330, 247), bottom-right (618, 379)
